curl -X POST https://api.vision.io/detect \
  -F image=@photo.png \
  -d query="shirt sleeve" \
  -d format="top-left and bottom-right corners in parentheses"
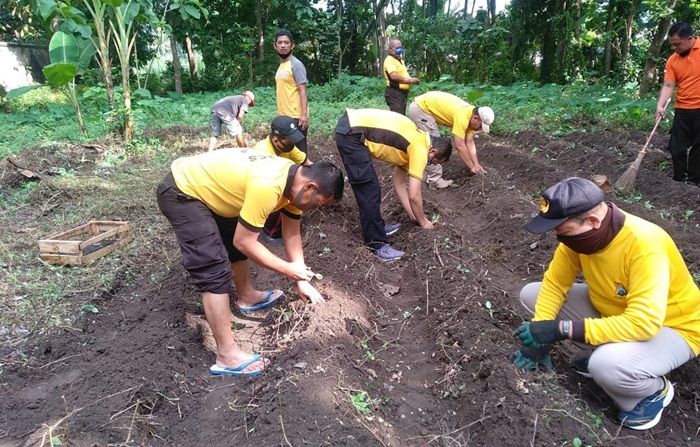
top-left (452, 108), bottom-right (472, 137)
top-left (663, 56), bottom-right (676, 82)
top-left (291, 58), bottom-right (307, 85)
top-left (281, 147), bottom-right (307, 165)
top-left (406, 141), bottom-right (429, 180)
top-left (238, 179), bottom-right (283, 230)
top-left (281, 203), bottom-right (303, 219)
top-left (584, 250), bottom-right (669, 345)
top-left (533, 245), bottom-right (582, 321)
top-left (384, 57), bottom-right (399, 74)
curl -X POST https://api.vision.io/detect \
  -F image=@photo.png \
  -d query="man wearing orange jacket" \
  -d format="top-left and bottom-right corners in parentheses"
top-left (512, 177), bottom-right (700, 430)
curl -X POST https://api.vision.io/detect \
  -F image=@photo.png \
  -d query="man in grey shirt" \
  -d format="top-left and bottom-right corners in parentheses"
top-left (208, 91), bottom-right (256, 151)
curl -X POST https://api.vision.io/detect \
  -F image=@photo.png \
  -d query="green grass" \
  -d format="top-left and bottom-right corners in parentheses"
top-left (1, 76), bottom-right (661, 158)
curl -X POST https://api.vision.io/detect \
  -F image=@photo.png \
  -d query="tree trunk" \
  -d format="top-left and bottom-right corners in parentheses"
top-left (170, 34), bottom-right (182, 94)
top-left (184, 34), bottom-right (198, 84)
top-left (100, 47), bottom-right (115, 108)
top-left (336, 0), bottom-right (343, 76)
top-left (255, 0), bottom-right (264, 62)
top-left (376, 0), bottom-right (387, 76)
top-left (640, 0), bottom-right (677, 95)
top-left (122, 59), bottom-right (133, 143)
top-left (620, 0), bottom-right (638, 69)
top-left (487, 0), bottom-right (496, 25)
top-left (554, 0), bottom-right (568, 80)
top-left (603, 0), bottom-right (615, 75)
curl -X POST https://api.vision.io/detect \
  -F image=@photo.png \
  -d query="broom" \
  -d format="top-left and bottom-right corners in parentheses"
top-left (614, 98), bottom-right (671, 193)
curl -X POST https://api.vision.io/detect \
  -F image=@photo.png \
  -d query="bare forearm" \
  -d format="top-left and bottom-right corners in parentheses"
top-left (393, 168), bottom-right (415, 220)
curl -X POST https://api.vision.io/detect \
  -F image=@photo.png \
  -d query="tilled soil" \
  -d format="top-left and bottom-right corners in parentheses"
top-left (0, 129), bottom-right (698, 447)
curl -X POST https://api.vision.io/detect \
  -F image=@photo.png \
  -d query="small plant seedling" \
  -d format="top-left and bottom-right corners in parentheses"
top-left (456, 264), bottom-right (469, 274)
top-left (683, 209), bottom-right (694, 222)
top-left (51, 436), bottom-right (63, 446)
top-left (693, 271), bottom-right (700, 284)
top-left (483, 301), bottom-right (494, 318)
top-left (319, 246), bottom-right (332, 256)
top-left (351, 391), bottom-right (372, 415)
top-left (80, 303), bottom-right (99, 314)
top-left (432, 214), bottom-right (441, 223)
top-left (585, 409), bottom-right (603, 429)
top-left (643, 200), bottom-right (653, 210)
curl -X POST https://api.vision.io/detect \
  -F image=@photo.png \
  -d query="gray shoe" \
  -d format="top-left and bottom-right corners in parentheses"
top-left (375, 244), bottom-right (404, 261)
top-left (259, 232), bottom-right (284, 246)
top-left (385, 223), bottom-right (401, 236)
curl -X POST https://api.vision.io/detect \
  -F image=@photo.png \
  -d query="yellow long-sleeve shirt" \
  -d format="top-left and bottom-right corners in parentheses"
top-left (534, 211), bottom-right (700, 355)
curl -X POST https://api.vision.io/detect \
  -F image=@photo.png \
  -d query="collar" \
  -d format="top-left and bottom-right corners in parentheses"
top-left (284, 164), bottom-right (299, 200)
top-left (390, 54), bottom-right (403, 63)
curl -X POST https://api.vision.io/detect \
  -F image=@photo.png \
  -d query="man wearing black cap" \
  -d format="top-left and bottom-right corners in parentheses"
top-left (257, 116), bottom-right (314, 246)
top-left (512, 177), bottom-right (700, 430)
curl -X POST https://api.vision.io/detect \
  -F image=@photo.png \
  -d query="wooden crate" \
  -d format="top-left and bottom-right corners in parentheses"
top-left (38, 220), bottom-right (132, 265)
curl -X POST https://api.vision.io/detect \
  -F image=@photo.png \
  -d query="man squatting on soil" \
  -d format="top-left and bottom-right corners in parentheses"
top-left (656, 22), bottom-right (700, 186)
top-left (334, 108), bottom-right (452, 262)
top-left (407, 90), bottom-right (495, 188)
top-left (208, 91), bottom-right (256, 152)
top-left (512, 177), bottom-right (700, 430)
top-left (157, 149), bottom-right (343, 376)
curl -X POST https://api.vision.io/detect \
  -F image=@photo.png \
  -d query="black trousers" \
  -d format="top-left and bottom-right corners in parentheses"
top-left (335, 128), bottom-right (387, 250)
top-left (668, 108), bottom-right (700, 182)
top-left (384, 87), bottom-right (408, 115)
top-left (156, 172), bottom-right (247, 294)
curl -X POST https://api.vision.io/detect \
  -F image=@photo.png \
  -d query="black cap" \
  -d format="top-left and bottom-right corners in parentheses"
top-left (271, 116), bottom-right (305, 144)
top-left (525, 177), bottom-right (605, 234)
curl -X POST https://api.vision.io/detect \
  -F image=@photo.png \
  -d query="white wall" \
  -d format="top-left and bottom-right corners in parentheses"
top-left (0, 42), bottom-right (48, 91)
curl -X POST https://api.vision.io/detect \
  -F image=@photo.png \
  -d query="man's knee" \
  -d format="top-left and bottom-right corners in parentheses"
top-left (519, 282), bottom-right (541, 315)
top-left (588, 344), bottom-right (639, 390)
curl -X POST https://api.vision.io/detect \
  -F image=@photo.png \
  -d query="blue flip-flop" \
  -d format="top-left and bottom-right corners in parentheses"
top-left (209, 353), bottom-right (265, 377)
top-left (238, 289), bottom-right (285, 314)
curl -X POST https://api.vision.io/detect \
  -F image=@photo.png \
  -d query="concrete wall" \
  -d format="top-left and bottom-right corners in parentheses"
top-left (0, 42), bottom-right (49, 91)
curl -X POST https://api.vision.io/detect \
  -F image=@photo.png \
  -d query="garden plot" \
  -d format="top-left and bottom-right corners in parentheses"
top-left (0, 129), bottom-right (698, 446)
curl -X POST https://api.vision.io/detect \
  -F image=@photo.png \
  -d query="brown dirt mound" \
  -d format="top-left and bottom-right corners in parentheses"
top-left (0, 130), bottom-right (698, 446)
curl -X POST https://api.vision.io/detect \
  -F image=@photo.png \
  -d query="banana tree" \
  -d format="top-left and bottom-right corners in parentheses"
top-left (107, 0), bottom-right (158, 143)
top-left (43, 30), bottom-right (96, 137)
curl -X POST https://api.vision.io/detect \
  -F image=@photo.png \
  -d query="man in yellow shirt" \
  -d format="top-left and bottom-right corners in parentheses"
top-left (157, 150), bottom-right (344, 376)
top-left (512, 177), bottom-right (700, 430)
top-left (408, 91), bottom-right (494, 187)
top-left (253, 116), bottom-right (313, 246)
top-left (334, 109), bottom-right (452, 261)
top-left (383, 37), bottom-right (419, 115)
top-left (274, 29), bottom-right (309, 153)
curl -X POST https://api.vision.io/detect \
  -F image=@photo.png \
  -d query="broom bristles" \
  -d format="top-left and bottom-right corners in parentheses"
top-left (614, 153), bottom-right (646, 193)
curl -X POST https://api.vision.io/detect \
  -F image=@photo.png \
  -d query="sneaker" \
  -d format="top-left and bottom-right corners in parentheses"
top-left (375, 244), bottom-right (404, 261)
top-left (385, 223), bottom-right (401, 236)
top-left (429, 178), bottom-right (454, 189)
top-left (572, 356), bottom-right (592, 378)
top-left (259, 232), bottom-right (284, 247)
top-left (618, 376), bottom-right (674, 430)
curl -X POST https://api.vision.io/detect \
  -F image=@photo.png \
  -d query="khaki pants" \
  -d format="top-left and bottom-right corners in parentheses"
top-left (407, 102), bottom-right (443, 183)
top-left (520, 282), bottom-right (696, 411)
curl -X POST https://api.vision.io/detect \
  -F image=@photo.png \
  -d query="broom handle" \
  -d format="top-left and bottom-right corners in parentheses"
top-left (641, 97), bottom-right (671, 154)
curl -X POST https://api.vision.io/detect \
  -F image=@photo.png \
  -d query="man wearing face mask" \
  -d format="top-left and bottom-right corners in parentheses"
top-left (274, 29), bottom-right (309, 153)
top-left (256, 116), bottom-right (314, 246)
top-left (383, 37), bottom-right (419, 115)
top-left (512, 177), bottom-right (700, 430)
top-left (656, 22), bottom-right (700, 186)
top-left (335, 108), bottom-right (452, 261)
top-left (157, 150), bottom-right (344, 377)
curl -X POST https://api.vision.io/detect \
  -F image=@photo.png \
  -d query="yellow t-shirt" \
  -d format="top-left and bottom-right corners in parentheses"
top-left (170, 148), bottom-right (302, 229)
top-left (415, 91), bottom-right (475, 138)
top-left (346, 108), bottom-right (430, 180)
top-left (383, 55), bottom-right (410, 91)
top-left (275, 56), bottom-right (307, 118)
top-left (252, 136), bottom-right (307, 165)
top-left (533, 211), bottom-right (700, 355)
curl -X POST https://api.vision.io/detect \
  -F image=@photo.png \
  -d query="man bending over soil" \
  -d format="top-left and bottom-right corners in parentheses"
top-left (157, 150), bottom-right (344, 376)
top-left (208, 91), bottom-right (255, 151)
top-left (513, 177), bottom-right (700, 430)
top-left (334, 108), bottom-right (452, 261)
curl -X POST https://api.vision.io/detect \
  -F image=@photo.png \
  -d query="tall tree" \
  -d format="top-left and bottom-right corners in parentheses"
top-left (603, 0), bottom-right (616, 75)
top-left (640, 0), bottom-right (677, 95)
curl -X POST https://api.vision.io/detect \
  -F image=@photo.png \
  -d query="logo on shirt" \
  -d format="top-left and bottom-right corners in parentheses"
top-left (615, 283), bottom-right (628, 297)
top-left (539, 197), bottom-right (550, 214)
